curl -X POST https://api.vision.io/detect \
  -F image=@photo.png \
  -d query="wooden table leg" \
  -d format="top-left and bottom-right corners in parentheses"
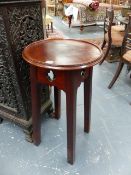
top-left (84, 67), bottom-right (93, 133)
top-left (54, 86), bottom-right (61, 119)
top-left (66, 79), bottom-right (77, 164)
top-left (30, 66), bottom-right (41, 146)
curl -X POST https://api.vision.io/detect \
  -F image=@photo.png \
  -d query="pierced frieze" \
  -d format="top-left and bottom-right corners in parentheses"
top-left (47, 70), bottom-right (56, 82)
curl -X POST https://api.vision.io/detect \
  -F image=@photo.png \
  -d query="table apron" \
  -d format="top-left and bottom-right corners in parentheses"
top-left (37, 67), bottom-right (92, 92)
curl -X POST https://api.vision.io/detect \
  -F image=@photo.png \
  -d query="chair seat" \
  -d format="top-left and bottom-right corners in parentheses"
top-left (123, 50), bottom-right (131, 62)
top-left (111, 25), bottom-right (125, 32)
top-left (107, 15), bottom-right (131, 89)
top-left (105, 31), bottom-right (125, 47)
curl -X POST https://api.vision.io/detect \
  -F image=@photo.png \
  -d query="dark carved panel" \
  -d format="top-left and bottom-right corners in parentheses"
top-left (0, 0), bottom-right (52, 141)
top-left (0, 0), bottom-right (51, 121)
top-left (5, 5), bottom-right (44, 119)
top-left (0, 15), bottom-right (18, 111)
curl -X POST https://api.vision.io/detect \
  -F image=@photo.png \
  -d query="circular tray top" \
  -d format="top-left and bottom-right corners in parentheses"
top-left (22, 39), bottom-right (103, 70)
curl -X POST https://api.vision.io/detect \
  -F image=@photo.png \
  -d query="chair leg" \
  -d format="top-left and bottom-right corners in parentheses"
top-left (80, 25), bottom-right (84, 31)
top-left (47, 24), bottom-right (49, 30)
top-left (68, 15), bottom-right (73, 28)
top-left (101, 39), bottom-right (106, 50)
top-left (51, 22), bottom-right (53, 33)
top-left (0, 117), bottom-right (3, 124)
top-left (46, 30), bottom-right (48, 38)
top-left (108, 61), bottom-right (124, 89)
top-left (99, 42), bottom-right (111, 65)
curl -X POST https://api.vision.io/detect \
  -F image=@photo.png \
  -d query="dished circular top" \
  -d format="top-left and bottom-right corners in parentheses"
top-left (22, 39), bottom-right (103, 70)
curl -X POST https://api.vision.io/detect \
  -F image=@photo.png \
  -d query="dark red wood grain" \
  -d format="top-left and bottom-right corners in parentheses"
top-left (22, 39), bottom-right (103, 164)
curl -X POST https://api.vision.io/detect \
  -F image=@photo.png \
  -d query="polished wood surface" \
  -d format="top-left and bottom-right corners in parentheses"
top-left (22, 38), bottom-right (103, 164)
top-left (22, 39), bottom-right (102, 70)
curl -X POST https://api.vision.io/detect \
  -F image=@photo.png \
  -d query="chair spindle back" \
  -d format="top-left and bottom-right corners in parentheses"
top-left (121, 15), bottom-right (131, 55)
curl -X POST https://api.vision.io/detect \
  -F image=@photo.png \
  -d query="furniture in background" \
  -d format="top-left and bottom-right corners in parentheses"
top-left (45, 15), bottom-right (54, 37)
top-left (57, 0), bottom-right (65, 16)
top-left (117, 15), bottom-right (130, 24)
top-left (108, 15), bottom-right (131, 88)
top-left (73, 2), bottom-right (123, 25)
top-left (22, 38), bottom-right (103, 164)
top-left (121, 6), bottom-right (131, 16)
top-left (0, 0), bottom-right (52, 142)
top-left (99, 6), bottom-right (125, 64)
top-left (46, 0), bottom-right (57, 15)
top-left (58, 0), bottom-right (123, 29)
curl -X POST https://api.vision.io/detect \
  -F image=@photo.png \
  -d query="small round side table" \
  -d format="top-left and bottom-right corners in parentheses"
top-left (22, 38), bottom-right (103, 164)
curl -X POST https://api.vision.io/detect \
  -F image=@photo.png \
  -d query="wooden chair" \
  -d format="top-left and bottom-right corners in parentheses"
top-left (46, 0), bottom-right (56, 16)
top-left (99, 6), bottom-right (125, 65)
top-left (108, 15), bottom-right (131, 89)
top-left (42, 13), bottom-right (54, 38)
top-left (46, 15), bottom-right (53, 32)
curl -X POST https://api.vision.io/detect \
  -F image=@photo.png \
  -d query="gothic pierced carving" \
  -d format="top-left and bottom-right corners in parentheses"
top-left (0, 4), bottom-right (47, 119)
top-left (0, 1), bottom-right (52, 141)
top-left (7, 6), bottom-right (43, 117)
top-left (0, 16), bottom-right (18, 110)
top-left (6, 5), bottom-right (44, 118)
